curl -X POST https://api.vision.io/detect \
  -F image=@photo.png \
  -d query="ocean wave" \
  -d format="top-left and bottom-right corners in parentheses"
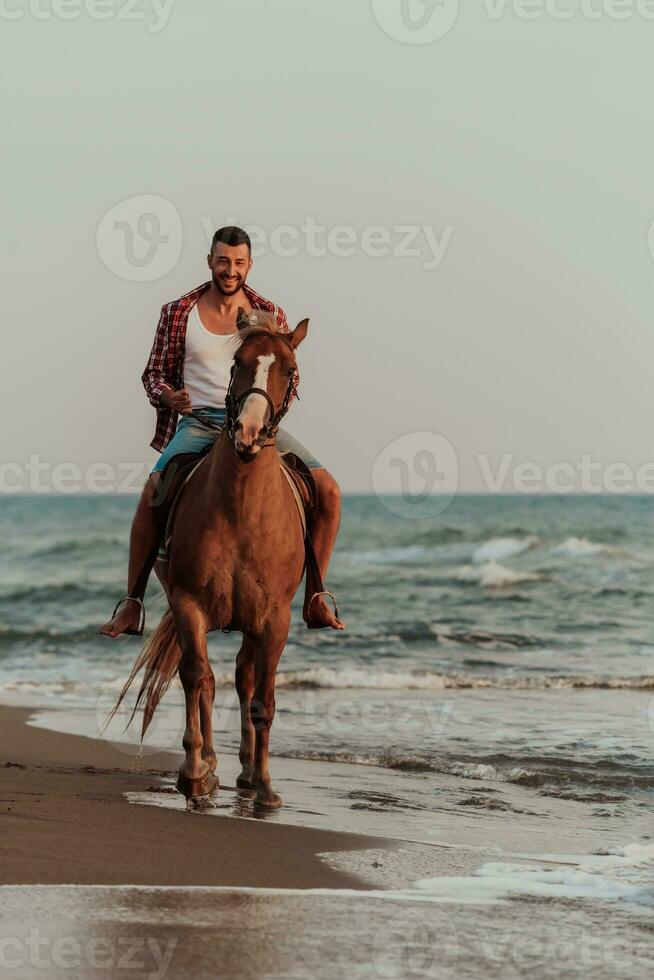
top-left (25, 535), bottom-right (126, 559)
top-left (595, 843), bottom-right (654, 863)
top-left (0, 582), bottom-right (115, 604)
top-left (3, 667), bottom-right (652, 695)
top-left (592, 587), bottom-right (654, 599)
top-left (472, 536), bottom-right (539, 564)
top-left (384, 623), bottom-right (541, 648)
top-left (457, 560), bottom-right (547, 588)
top-left (0, 625), bottom-right (105, 648)
top-left (0, 679), bottom-right (106, 694)
top-left (429, 625), bottom-right (542, 648)
top-left (230, 667), bottom-right (654, 692)
top-left (345, 545), bottom-right (431, 565)
top-left (282, 748), bottom-right (654, 791)
top-left (550, 537), bottom-right (615, 558)
top-left (414, 862), bottom-right (654, 907)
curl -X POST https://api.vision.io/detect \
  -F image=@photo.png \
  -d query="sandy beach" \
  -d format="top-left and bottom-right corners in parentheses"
top-left (2, 703), bottom-right (654, 979)
top-left (2, 495), bottom-right (654, 979)
top-left (0, 704), bottom-right (387, 889)
top-left (5, 1), bottom-right (654, 976)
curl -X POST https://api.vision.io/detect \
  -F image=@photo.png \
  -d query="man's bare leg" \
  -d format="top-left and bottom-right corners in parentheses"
top-left (100, 474), bottom-right (161, 637)
top-left (303, 469), bottom-right (345, 631)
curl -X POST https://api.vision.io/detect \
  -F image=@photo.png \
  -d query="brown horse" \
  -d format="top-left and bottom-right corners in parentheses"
top-left (113, 311), bottom-right (318, 808)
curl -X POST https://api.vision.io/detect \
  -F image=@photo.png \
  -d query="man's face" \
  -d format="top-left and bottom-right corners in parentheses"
top-left (208, 242), bottom-right (252, 296)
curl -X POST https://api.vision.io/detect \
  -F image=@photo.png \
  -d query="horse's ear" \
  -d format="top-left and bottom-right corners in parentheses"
top-left (237, 307), bottom-right (250, 331)
top-left (289, 318), bottom-right (309, 349)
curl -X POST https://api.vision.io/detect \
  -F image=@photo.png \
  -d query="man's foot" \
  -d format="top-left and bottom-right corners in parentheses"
top-left (100, 597), bottom-right (144, 638)
top-left (304, 594), bottom-right (345, 631)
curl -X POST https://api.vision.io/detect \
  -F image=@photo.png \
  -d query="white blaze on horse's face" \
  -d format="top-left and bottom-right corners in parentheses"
top-left (235, 353), bottom-right (276, 455)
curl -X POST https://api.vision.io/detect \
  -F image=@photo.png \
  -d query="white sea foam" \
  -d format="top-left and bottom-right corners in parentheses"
top-left (2, 671), bottom-right (653, 696)
top-left (472, 537), bottom-right (538, 564)
top-left (272, 667), bottom-right (448, 690)
top-left (551, 537), bottom-right (611, 557)
top-left (270, 670), bottom-right (654, 693)
top-left (447, 762), bottom-right (500, 781)
top-left (594, 843), bottom-right (654, 865)
top-left (413, 861), bottom-right (654, 906)
top-left (345, 545), bottom-right (431, 564)
top-left (413, 843), bottom-right (654, 906)
top-left (457, 560), bottom-right (545, 588)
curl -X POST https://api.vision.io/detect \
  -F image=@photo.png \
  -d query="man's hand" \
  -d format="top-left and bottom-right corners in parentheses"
top-left (160, 387), bottom-right (193, 415)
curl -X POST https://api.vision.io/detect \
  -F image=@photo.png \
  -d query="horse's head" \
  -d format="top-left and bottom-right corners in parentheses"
top-left (225, 309), bottom-right (308, 462)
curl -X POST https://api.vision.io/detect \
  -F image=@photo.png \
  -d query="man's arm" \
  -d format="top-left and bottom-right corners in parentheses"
top-left (142, 305), bottom-right (173, 407)
top-left (141, 305), bottom-right (193, 415)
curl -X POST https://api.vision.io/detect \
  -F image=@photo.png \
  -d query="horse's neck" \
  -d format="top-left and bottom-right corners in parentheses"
top-left (206, 432), bottom-right (284, 521)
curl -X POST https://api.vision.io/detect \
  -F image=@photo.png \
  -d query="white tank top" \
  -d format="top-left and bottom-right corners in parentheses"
top-left (183, 304), bottom-right (236, 409)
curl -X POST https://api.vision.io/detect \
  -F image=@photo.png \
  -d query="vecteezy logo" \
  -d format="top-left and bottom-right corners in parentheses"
top-left (371, 431), bottom-right (459, 518)
top-left (372, 908), bottom-right (459, 979)
top-left (371, 0), bottom-right (460, 44)
top-left (96, 194), bottom-right (183, 282)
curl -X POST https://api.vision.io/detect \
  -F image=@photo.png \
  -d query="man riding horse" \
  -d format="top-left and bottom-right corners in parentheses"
top-left (101, 225), bottom-right (344, 637)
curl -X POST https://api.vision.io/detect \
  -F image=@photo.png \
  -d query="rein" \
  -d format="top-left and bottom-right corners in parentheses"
top-left (187, 411), bottom-right (224, 433)
top-left (181, 349), bottom-right (339, 629)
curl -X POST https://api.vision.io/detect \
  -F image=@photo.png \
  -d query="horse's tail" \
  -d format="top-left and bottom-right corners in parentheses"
top-left (107, 609), bottom-right (182, 739)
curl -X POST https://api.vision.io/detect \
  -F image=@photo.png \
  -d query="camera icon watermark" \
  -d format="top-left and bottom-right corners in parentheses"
top-left (372, 431), bottom-right (459, 518)
top-left (96, 194), bottom-right (183, 282)
top-left (371, 0), bottom-right (460, 44)
top-left (372, 908), bottom-right (459, 979)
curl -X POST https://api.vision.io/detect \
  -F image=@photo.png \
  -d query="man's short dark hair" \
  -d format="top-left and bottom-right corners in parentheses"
top-left (211, 226), bottom-right (251, 254)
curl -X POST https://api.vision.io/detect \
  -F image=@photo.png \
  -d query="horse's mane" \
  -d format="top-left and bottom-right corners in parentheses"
top-left (235, 311), bottom-right (288, 346)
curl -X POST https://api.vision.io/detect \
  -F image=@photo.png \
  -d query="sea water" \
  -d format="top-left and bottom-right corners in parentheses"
top-left (1, 493), bottom-right (653, 847)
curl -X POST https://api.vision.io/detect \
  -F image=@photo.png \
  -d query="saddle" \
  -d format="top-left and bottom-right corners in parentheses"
top-left (155, 449), bottom-right (317, 562)
top-left (129, 446), bottom-right (337, 627)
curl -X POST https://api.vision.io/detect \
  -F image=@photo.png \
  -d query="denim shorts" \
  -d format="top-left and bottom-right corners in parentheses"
top-left (151, 408), bottom-right (322, 474)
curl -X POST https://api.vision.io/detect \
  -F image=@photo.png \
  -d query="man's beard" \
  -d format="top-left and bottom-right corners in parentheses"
top-left (213, 271), bottom-right (245, 296)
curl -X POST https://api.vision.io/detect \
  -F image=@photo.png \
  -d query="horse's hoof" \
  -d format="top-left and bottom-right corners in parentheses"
top-left (186, 794), bottom-right (215, 811)
top-left (236, 773), bottom-right (254, 790)
top-left (176, 770), bottom-right (219, 801)
top-left (254, 791), bottom-right (283, 809)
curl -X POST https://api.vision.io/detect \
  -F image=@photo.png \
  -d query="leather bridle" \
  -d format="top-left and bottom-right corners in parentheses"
top-left (224, 346), bottom-right (298, 446)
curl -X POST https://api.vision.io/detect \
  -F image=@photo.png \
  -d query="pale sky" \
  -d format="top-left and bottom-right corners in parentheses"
top-left (2, 1), bottom-right (654, 494)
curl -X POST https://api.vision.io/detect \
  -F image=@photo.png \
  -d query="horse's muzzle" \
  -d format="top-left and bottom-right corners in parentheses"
top-left (234, 419), bottom-right (269, 461)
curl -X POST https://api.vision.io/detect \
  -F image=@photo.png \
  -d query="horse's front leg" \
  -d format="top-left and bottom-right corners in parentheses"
top-left (199, 669), bottom-right (217, 775)
top-left (235, 637), bottom-right (255, 790)
top-left (174, 596), bottom-right (218, 801)
top-left (251, 621), bottom-right (289, 809)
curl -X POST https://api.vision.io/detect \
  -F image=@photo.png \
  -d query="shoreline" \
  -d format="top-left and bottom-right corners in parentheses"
top-left (3, 707), bottom-right (654, 980)
top-left (0, 704), bottom-right (392, 889)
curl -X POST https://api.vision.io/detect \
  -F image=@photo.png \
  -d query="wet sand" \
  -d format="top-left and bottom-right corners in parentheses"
top-left (3, 882), bottom-right (653, 980)
top-left (0, 705), bottom-right (388, 889)
top-left (2, 704), bottom-right (654, 979)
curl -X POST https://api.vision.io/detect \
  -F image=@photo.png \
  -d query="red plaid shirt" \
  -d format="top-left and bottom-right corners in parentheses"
top-left (142, 282), bottom-right (289, 451)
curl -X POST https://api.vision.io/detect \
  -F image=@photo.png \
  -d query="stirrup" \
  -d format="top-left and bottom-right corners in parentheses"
top-left (111, 595), bottom-right (145, 637)
top-left (306, 590), bottom-right (340, 630)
